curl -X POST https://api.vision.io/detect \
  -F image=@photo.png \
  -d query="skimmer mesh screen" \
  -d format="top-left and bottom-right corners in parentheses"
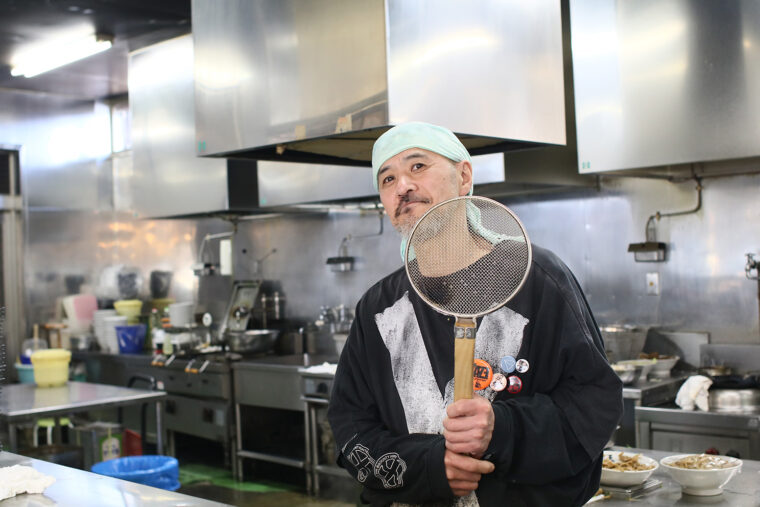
top-left (405, 197), bottom-right (531, 317)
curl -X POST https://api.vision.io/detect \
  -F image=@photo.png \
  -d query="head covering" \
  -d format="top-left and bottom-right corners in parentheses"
top-left (371, 121), bottom-right (472, 193)
top-left (373, 122), bottom-right (475, 260)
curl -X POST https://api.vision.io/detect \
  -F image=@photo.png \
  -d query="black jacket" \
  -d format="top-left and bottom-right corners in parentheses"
top-left (327, 245), bottom-right (623, 506)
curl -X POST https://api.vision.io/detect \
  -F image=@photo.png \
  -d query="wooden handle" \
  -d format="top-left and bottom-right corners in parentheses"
top-left (454, 336), bottom-right (476, 401)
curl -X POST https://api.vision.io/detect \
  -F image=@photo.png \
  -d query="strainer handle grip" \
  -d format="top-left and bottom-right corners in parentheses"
top-left (454, 319), bottom-right (476, 401)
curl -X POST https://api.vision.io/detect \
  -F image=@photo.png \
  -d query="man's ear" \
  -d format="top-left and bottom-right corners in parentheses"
top-left (458, 160), bottom-right (473, 196)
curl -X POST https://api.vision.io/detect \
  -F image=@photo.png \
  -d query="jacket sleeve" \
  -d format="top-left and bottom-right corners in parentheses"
top-left (482, 259), bottom-right (623, 505)
top-left (327, 303), bottom-right (454, 505)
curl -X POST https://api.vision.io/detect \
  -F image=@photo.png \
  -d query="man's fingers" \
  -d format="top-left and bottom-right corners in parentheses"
top-left (449, 481), bottom-right (479, 496)
top-left (445, 449), bottom-right (495, 474)
top-left (446, 398), bottom-right (486, 418)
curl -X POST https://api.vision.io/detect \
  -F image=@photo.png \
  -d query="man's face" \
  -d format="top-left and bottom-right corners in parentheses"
top-left (377, 148), bottom-right (472, 236)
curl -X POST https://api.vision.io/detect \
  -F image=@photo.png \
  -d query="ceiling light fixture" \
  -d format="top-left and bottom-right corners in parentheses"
top-left (10, 33), bottom-right (113, 78)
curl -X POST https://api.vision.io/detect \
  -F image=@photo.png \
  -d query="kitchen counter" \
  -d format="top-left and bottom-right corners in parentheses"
top-left (0, 451), bottom-right (231, 506)
top-left (623, 375), bottom-right (686, 403)
top-left (0, 382), bottom-right (166, 454)
top-left (597, 447), bottom-right (760, 506)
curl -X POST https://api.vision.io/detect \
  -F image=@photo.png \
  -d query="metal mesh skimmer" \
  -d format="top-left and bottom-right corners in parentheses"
top-left (404, 196), bottom-right (531, 400)
top-left (405, 196), bottom-right (531, 318)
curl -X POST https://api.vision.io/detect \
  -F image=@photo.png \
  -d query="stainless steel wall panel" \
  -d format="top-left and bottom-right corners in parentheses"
top-left (192, 0), bottom-right (389, 156)
top-left (571, 0), bottom-right (760, 173)
top-left (192, 0), bottom-right (566, 161)
top-left (256, 153), bottom-right (504, 207)
top-left (0, 90), bottom-right (112, 211)
top-left (129, 35), bottom-right (230, 218)
top-left (386, 0), bottom-right (565, 144)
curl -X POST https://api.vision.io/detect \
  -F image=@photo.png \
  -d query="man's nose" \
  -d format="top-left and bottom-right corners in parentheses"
top-left (395, 173), bottom-right (416, 195)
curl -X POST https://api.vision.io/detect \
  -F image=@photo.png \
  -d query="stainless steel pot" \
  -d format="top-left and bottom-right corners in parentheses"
top-left (226, 329), bottom-right (279, 354)
top-left (708, 388), bottom-right (760, 413)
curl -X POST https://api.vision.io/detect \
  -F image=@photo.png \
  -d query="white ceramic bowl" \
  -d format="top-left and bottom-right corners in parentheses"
top-left (618, 359), bottom-right (656, 381)
top-left (660, 454), bottom-right (742, 496)
top-left (601, 450), bottom-right (658, 487)
top-left (649, 355), bottom-right (679, 378)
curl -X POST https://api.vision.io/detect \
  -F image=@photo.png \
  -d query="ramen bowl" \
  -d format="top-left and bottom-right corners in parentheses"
top-left (600, 450), bottom-right (658, 487)
top-left (660, 454), bottom-right (742, 496)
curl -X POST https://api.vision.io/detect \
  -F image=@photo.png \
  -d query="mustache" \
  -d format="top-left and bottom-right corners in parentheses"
top-left (395, 193), bottom-right (430, 218)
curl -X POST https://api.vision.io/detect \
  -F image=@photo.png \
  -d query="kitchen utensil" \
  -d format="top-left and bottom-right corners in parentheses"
top-left (114, 299), bottom-right (143, 324)
top-left (30, 349), bottom-right (71, 387)
top-left (699, 365), bottom-right (733, 377)
top-left (647, 355), bottom-right (680, 378)
top-left (61, 294), bottom-right (97, 335)
top-left (102, 315), bottom-right (128, 353)
top-left (708, 388), bottom-right (760, 413)
top-left (226, 329), bottom-right (279, 354)
top-left (618, 359), bottom-right (656, 383)
top-left (116, 324), bottom-right (147, 354)
top-left (93, 309), bottom-right (117, 348)
top-left (611, 364), bottom-right (637, 385)
top-left (68, 335), bottom-right (93, 351)
top-left (21, 325), bottom-right (48, 364)
top-left (168, 302), bottom-right (194, 327)
top-left (405, 196), bottom-right (531, 401)
top-left (149, 270), bottom-right (173, 299)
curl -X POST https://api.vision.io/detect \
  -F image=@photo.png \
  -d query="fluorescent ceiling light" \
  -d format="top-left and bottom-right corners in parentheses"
top-left (11, 34), bottom-right (113, 78)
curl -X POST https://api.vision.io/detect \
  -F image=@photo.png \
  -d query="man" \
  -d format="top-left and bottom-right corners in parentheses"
top-left (327, 122), bottom-right (623, 506)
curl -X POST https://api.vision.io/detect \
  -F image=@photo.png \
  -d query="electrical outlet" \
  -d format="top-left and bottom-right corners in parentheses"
top-left (646, 272), bottom-right (660, 295)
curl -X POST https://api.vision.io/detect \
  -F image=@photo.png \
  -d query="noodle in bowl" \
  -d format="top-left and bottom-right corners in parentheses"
top-left (660, 454), bottom-right (743, 496)
top-left (600, 451), bottom-right (658, 487)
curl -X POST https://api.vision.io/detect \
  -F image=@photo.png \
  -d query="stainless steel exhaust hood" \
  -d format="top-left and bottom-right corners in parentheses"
top-left (191, 0), bottom-right (567, 164)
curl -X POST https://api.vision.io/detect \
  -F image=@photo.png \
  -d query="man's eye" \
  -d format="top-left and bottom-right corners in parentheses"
top-left (382, 175), bottom-right (394, 185)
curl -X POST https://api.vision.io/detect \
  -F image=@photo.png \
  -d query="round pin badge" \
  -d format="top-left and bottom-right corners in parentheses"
top-left (507, 375), bottom-right (523, 394)
top-left (472, 359), bottom-right (493, 391)
top-left (500, 355), bottom-right (516, 374)
top-left (515, 358), bottom-right (530, 374)
top-left (490, 373), bottom-right (507, 392)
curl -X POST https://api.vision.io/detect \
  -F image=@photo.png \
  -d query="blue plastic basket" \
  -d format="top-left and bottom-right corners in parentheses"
top-left (15, 363), bottom-right (35, 384)
top-left (115, 324), bottom-right (146, 354)
top-left (91, 455), bottom-right (180, 491)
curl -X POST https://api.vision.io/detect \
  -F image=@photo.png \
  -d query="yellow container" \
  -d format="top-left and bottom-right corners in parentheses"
top-left (30, 349), bottom-right (71, 387)
top-left (114, 299), bottom-right (143, 324)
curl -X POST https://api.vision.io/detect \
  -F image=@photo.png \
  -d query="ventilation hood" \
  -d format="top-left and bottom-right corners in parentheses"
top-left (191, 0), bottom-right (567, 165)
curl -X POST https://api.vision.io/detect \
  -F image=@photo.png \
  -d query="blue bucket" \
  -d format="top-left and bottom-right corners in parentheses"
top-left (15, 363), bottom-right (35, 384)
top-left (115, 324), bottom-right (146, 354)
top-left (91, 455), bottom-right (179, 491)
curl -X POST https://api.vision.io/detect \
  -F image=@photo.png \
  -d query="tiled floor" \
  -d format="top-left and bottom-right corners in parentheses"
top-left (178, 484), bottom-right (355, 506)
top-left (177, 461), bottom-right (358, 507)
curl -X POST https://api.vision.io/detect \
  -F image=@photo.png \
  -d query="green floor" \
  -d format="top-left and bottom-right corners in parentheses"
top-left (177, 463), bottom-right (356, 506)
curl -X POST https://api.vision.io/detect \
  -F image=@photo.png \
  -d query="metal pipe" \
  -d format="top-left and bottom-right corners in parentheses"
top-left (644, 176), bottom-right (703, 240)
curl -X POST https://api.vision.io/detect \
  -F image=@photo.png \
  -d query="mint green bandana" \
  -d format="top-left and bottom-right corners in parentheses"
top-left (372, 122), bottom-right (472, 192)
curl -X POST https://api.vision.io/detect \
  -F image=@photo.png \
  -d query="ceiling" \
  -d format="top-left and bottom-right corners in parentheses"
top-left (0, 0), bottom-right (190, 100)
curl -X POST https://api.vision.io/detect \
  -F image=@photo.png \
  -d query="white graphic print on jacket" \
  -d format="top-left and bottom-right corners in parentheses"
top-left (375, 292), bottom-right (528, 507)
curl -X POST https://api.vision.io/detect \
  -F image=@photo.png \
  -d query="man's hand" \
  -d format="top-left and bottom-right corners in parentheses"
top-left (443, 397), bottom-right (495, 458)
top-left (444, 448), bottom-right (495, 497)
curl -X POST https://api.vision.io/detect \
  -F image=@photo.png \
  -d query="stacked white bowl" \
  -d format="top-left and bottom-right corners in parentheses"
top-left (101, 315), bottom-right (127, 353)
top-left (93, 309), bottom-right (117, 348)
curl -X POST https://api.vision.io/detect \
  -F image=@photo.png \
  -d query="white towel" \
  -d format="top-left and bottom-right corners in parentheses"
top-left (0, 465), bottom-right (56, 501)
top-left (675, 375), bottom-right (713, 411)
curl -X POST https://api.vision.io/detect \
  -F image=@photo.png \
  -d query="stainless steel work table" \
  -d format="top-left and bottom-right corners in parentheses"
top-left (600, 447), bottom-right (760, 506)
top-left (0, 381), bottom-right (167, 454)
top-left (0, 451), bottom-right (231, 506)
